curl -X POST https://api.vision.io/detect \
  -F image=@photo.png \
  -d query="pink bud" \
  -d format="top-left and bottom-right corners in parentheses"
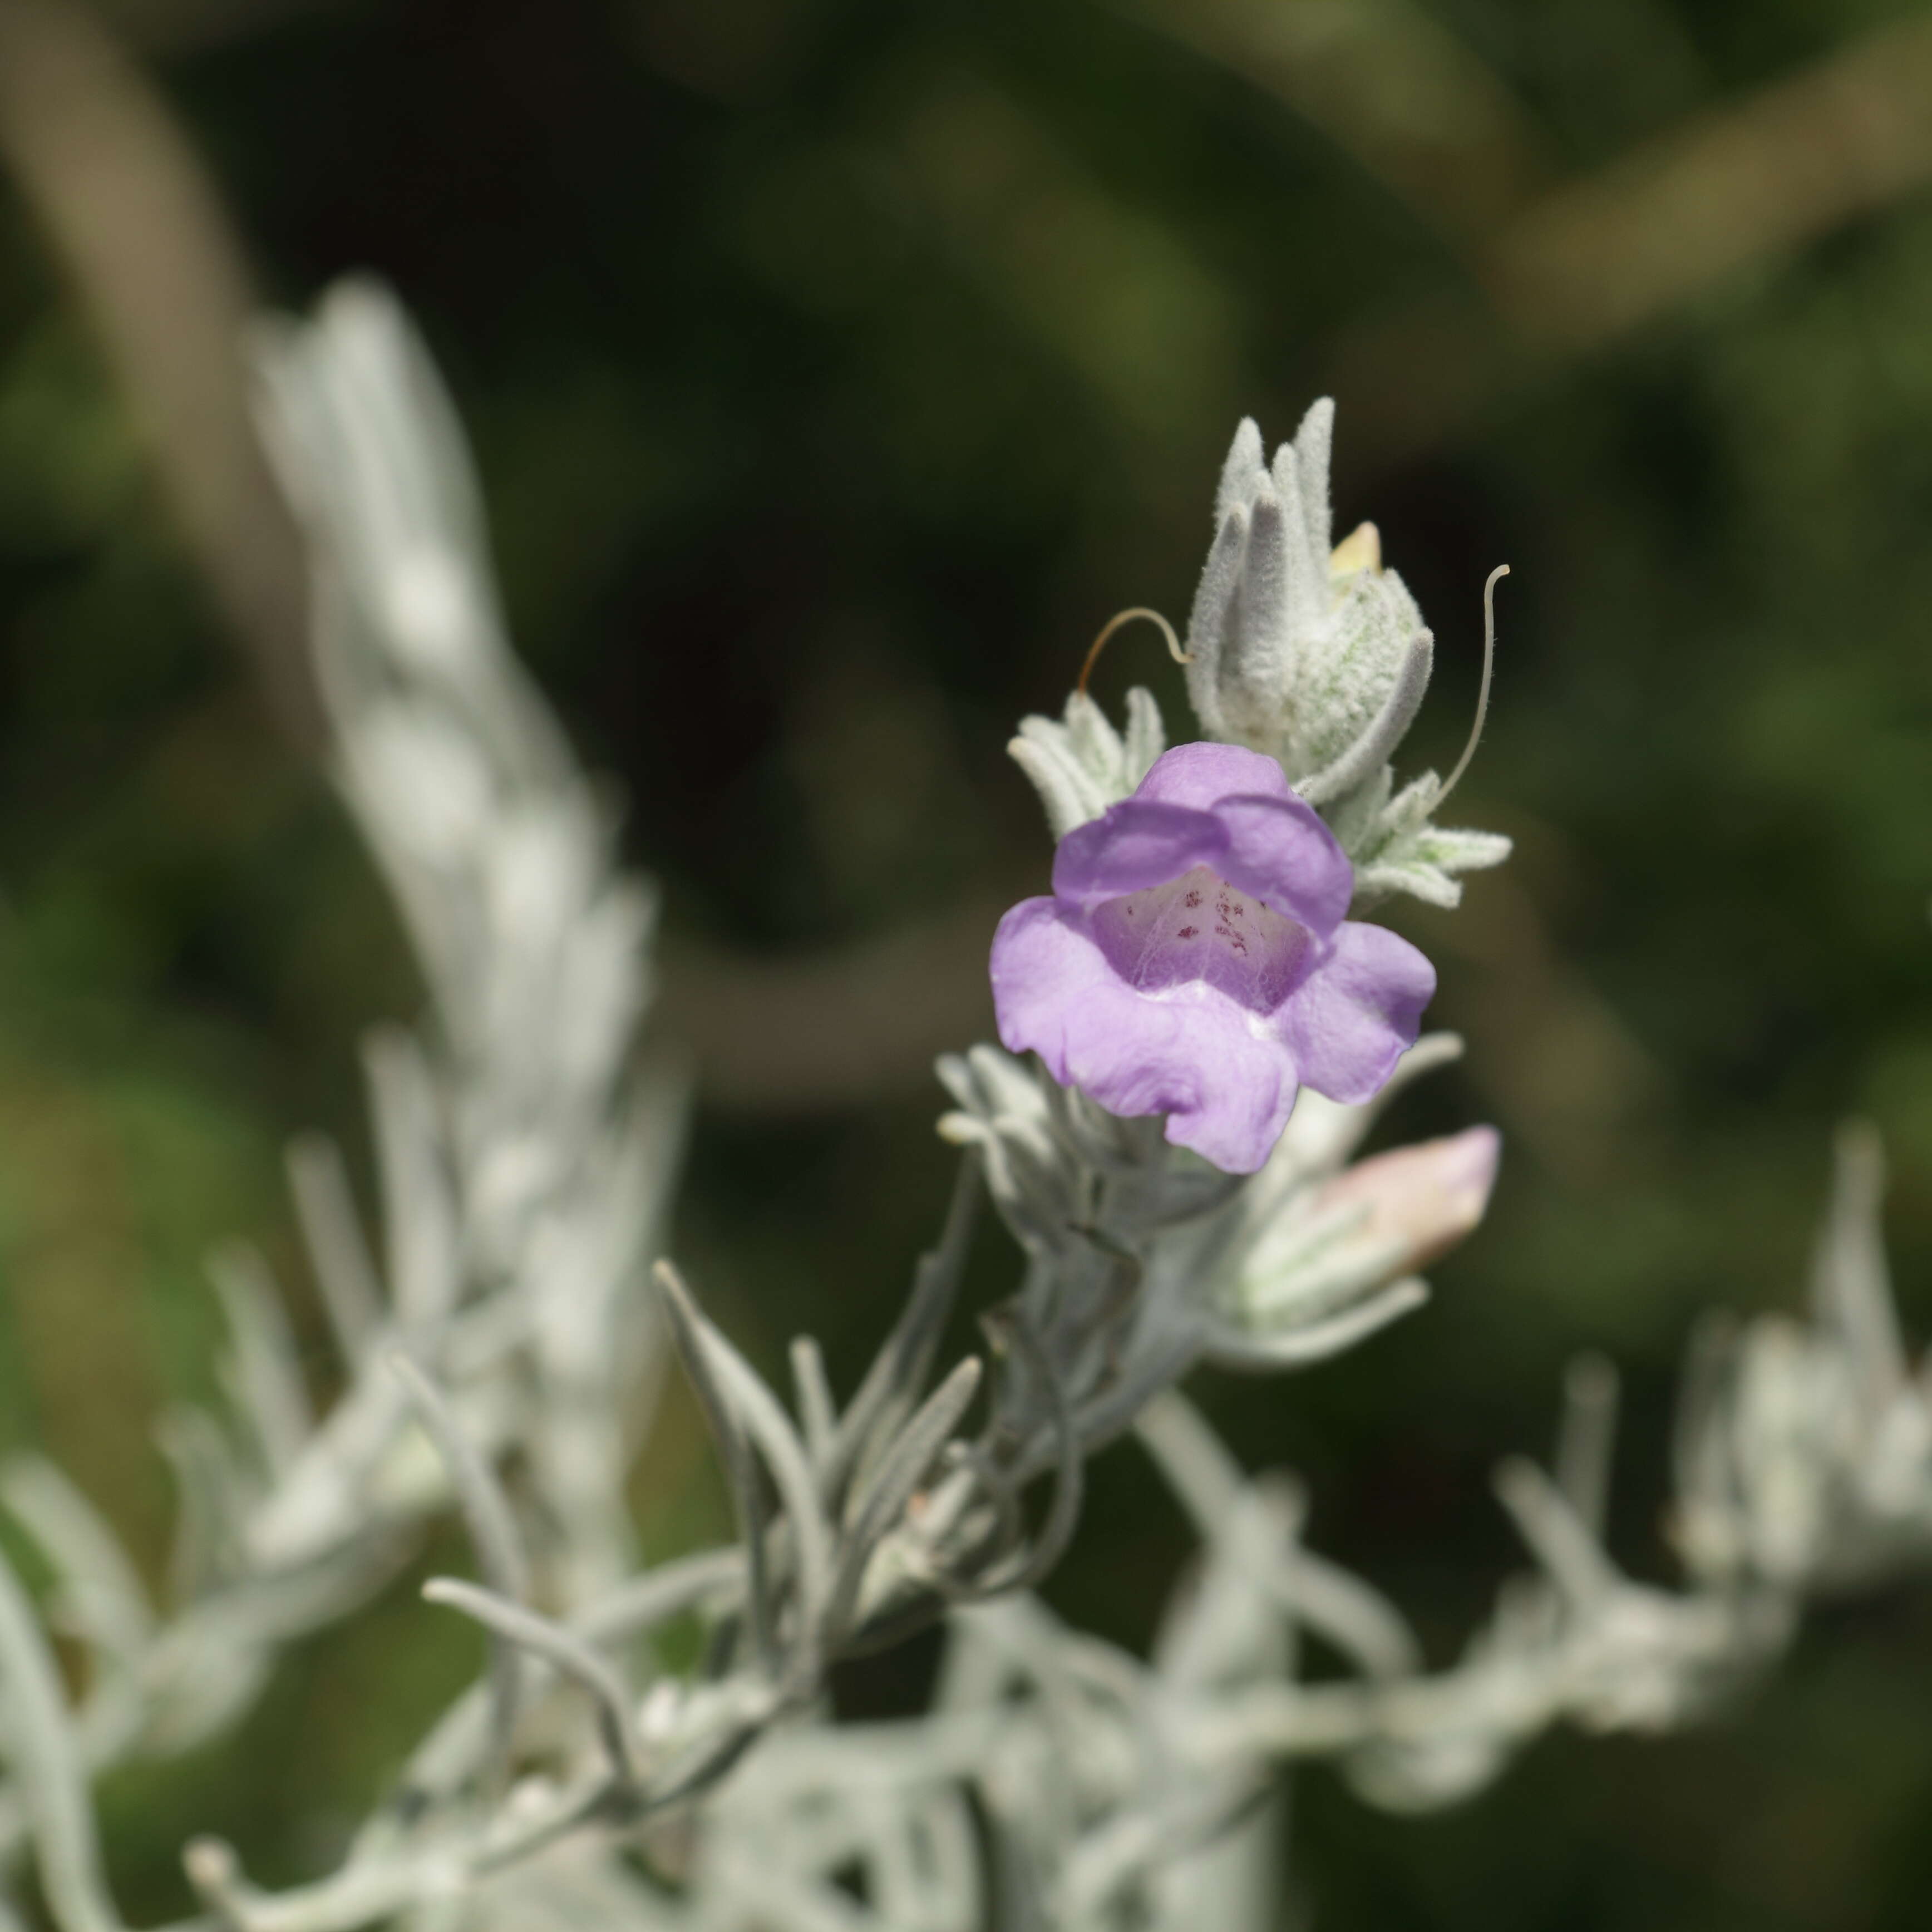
top-left (1311, 1126), bottom-right (1501, 1273)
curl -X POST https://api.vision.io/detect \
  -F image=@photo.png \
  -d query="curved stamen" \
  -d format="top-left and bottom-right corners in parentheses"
top-left (1438, 564), bottom-right (1507, 807)
top-left (1077, 606), bottom-right (1191, 696)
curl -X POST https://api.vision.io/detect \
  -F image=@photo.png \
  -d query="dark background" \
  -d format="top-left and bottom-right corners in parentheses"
top-left (7, 0), bottom-right (1932, 1925)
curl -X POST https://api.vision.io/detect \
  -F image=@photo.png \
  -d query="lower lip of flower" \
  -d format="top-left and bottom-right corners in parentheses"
top-left (1086, 862), bottom-right (1314, 1013)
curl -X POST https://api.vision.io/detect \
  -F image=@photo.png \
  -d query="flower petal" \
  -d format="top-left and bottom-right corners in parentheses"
top-left (1278, 921), bottom-right (1436, 1103)
top-left (1210, 795), bottom-right (1352, 935)
top-left (1121, 742), bottom-right (1352, 933)
top-left (991, 898), bottom-right (1299, 1174)
top-left (1159, 1024), bottom-right (1300, 1175)
top-left (991, 897), bottom-right (1138, 1074)
top-left (1051, 800), bottom-right (1228, 909)
top-left (1132, 740), bottom-right (1291, 811)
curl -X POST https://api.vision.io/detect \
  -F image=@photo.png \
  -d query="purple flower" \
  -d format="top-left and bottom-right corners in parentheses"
top-left (990, 742), bottom-right (1436, 1174)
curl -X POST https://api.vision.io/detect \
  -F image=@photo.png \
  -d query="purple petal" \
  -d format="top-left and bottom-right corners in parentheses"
top-left (1133, 741), bottom-right (1292, 811)
top-left (990, 898), bottom-right (1299, 1174)
top-left (1209, 795), bottom-right (1352, 935)
top-left (1128, 743), bottom-right (1351, 934)
top-left (990, 897), bottom-right (1140, 1073)
top-left (1160, 1031), bottom-right (1300, 1175)
top-left (1088, 866), bottom-right (1315, 1014)
top-left (1051, 800), bottom-right (1228, 910)
top-left (1277, 921), bottom-right (1436, 1103)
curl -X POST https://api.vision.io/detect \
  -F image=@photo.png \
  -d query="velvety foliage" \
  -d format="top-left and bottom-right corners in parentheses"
top-left (7, 3), bottom-right (1932, 1928)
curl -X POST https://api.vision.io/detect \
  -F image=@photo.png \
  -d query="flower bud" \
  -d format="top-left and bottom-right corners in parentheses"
top-left (1185, 402), bottom-right (1432, 793)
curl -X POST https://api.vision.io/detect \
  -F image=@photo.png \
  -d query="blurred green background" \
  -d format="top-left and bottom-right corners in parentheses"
top-left (7, 0), bottom-right (1932, 1925)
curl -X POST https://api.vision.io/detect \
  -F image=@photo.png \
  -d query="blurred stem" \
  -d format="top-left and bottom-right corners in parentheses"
top-left (0, 0), bottom-right (321, 749)
top-left (0, 1549), bottom-right (127, 1932)
top-left (1142, 2), bottom-right (1932, 471)
top-left (1128, 0), bottom-right (1551, 243)
top-left (1482, 12), bottom-right (1932, 353)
